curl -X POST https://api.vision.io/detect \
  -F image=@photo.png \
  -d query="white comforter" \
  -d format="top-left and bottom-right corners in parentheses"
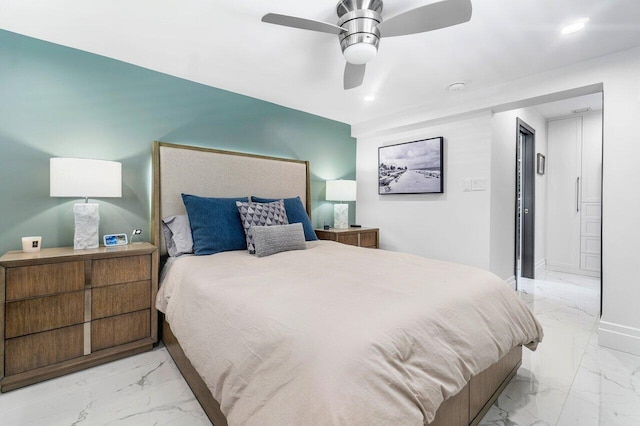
top-left (158, 241), bottom-right (543, 425)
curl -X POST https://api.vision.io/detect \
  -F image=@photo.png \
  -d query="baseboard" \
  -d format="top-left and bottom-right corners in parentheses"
top-left (534, 259), bottom-right (546, 278)
top-left (505, 276), bottom-right (516, 290)
top-left (598, 320), bottom-right (640, 356)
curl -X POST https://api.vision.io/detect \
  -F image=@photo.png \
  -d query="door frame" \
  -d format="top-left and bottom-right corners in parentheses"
top-left (515, 118), bottom-right (536, 281)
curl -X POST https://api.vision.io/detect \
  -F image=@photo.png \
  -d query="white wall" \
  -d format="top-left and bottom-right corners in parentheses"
top-left (356, 105), bottom-right (547, 283)
top-left (353, 46), bottom-right (640, 356)
top-left (490, 108), bottom-right (548, 281)
top-left (356, 112), bottom-right (492, 270)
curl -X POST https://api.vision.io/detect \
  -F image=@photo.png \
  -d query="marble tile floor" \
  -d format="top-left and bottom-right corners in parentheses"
top-left (480, 270), bottom-right (640, 426)
top-left (1, 270), bottom-right (638, 425)
top-left (0, 342), bottom-right (211, 426)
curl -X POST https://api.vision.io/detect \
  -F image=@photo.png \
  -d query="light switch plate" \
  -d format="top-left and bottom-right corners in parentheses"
top-left (472, 178), bottom-right (486, 191)
top-left (464, 178), bottom-right (486, 191)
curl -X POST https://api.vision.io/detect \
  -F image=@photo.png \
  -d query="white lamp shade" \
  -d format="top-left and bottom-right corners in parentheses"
top-left (326, 180), bottom-right (356, 202)
top-left (50, 158), bottom-right (122, 198)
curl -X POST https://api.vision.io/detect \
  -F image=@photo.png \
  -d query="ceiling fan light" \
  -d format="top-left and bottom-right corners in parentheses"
top-left (343, 43), bottom-right (377, 65)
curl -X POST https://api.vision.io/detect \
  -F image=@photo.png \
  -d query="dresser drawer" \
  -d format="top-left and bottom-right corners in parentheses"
top-left (91, 310), bottom-right (150, 352)
top-left (92, 280), bottom-right (151, 320)
top-left (336, 234), bottom-right (359, 246)
top-left (359, 231), bottom-right (378, 248)
top-left (5, 325), bottom-right (84, 375)
top-left (92, 255), bottom-right (151, 287)
top-left (5, 291), bottom-right (85, 338)
top-left (315, 228), bottom-right (379, 249)
top-left (6, 261), bottom-right (84, 301)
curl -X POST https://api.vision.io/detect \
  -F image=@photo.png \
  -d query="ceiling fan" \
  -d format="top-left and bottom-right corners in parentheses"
top-left (262, 0), bottom-right (472, 90)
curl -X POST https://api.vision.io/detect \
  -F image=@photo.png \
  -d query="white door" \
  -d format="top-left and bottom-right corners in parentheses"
top-left (546, 116), bottom-right (582, 273)
top-left (580, 112), bottom-right (602, 274)
top-left (581, 113), bottom-right (602, 203)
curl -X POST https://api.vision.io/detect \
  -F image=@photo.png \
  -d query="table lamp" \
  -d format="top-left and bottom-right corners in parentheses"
top-left (50, 158), bottom-right (122, 249)
top-left (326, 179), bottom-right (356, 229)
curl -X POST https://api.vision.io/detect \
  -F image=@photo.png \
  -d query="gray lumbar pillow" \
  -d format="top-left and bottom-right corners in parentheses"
top-left (252, 223), bottom-right (306, 258)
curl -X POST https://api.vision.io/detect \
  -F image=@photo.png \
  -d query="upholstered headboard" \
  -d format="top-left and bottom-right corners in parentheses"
top-left (152, 141), bottom-right (311, 256)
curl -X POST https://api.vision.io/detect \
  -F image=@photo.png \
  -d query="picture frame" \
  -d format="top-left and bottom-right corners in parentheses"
top-left (537, 153), bottom-right (545, 175)
top-left (103, 233), bottom-right (128, 246)
top-left (378, 137), bottom-right (444, 194)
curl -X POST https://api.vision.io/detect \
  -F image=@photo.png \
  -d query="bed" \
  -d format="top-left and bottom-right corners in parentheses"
top-left (152, 141), bottom-right (543, 426)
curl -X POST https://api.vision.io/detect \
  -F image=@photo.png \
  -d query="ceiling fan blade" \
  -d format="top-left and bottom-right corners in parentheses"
top-left (344, 63), bottom-right (366, 90)
top-left (378, 0), bottom-right (472, 38)
top-left (262, 13), bottom-right (346, 35)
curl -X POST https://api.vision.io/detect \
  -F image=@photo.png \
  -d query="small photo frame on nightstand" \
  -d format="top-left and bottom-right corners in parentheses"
top-left (103, 233), bottom-right (128, 246)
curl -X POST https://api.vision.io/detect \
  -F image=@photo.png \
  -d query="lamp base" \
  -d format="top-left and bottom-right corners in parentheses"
top-left (333, 203), bottom-right (349, 229)
top-left (73, 203), bottom-right (99, 249)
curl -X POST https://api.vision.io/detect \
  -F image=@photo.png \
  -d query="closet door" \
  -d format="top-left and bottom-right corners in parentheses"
top-left (580, 112), bottom-right (602, 273)
top-left (546, 117), bottom-right (582, 273)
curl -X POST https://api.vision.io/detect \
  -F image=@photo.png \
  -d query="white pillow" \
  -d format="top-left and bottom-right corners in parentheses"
top-left (161, 215), bottom-right (193, 257)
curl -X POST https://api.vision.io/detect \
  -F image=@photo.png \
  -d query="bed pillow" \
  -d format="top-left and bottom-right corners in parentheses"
top-left (161, 214), bottom-right (193, 257)
top-left (251, 196), bottom-right (318, 241)
top-left (181, 194), bottom-right (248, 255)
top-left (236, 200), bottom-right (289, 254)
top-left (253, 223), bottom-right (306, 258)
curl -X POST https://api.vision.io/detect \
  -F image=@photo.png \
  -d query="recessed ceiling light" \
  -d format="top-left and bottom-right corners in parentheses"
top-left (447, 82), bottom-right (466, 92)
top-left (561, 18), bottom-right (589, 35)
top-left (364, 95), bottom-right (375, 102)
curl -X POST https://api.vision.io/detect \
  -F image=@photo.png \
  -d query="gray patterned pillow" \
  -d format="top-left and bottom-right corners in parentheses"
top-left (236, 200), bottom-right (289, 254)
top-left (253, 223), bottom-right (306, 258)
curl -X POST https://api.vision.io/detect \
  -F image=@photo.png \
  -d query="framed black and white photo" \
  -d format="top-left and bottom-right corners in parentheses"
top-left (378, 137), bottom-right (444, 194)
top-left (537, 153), bottom-right (545, 175)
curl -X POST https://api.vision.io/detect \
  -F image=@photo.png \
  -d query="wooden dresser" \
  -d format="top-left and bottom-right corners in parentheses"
top-left (315, 227), bottom-right (379, 249)
top-left (0, 242), bottom-right (158, 392)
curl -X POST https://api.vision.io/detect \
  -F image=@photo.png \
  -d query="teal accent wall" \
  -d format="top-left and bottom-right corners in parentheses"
top-left (0, 30), bottom-right (355, 254)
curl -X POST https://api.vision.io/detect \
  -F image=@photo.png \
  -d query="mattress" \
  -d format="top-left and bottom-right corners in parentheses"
top-left (157, 240), bottom-right (543, 425)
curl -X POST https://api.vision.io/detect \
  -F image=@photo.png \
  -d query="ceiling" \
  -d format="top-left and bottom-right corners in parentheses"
top-left (0, 0), bottom-right (639, 125)
top-left (534, 93), bottom-right (603, 119)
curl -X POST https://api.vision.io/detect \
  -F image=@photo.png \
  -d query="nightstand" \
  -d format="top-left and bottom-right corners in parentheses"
top-left (315, 227), bottom-right (379, 249)
top-left (0, 242), bottom-right (158, 392)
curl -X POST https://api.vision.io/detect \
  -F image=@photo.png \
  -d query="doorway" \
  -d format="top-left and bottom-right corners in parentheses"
top-left (515, 118), bottom-right (536, 288)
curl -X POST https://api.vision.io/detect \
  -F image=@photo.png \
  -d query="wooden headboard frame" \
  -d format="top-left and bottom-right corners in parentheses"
top-left (151, 141), bottom-right (311, 256)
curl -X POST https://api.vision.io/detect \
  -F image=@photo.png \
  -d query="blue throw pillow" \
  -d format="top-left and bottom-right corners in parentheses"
top-left (251, 196), bottom-right (318, 241)
top-left (182, 194), bottom-right (249, 255)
